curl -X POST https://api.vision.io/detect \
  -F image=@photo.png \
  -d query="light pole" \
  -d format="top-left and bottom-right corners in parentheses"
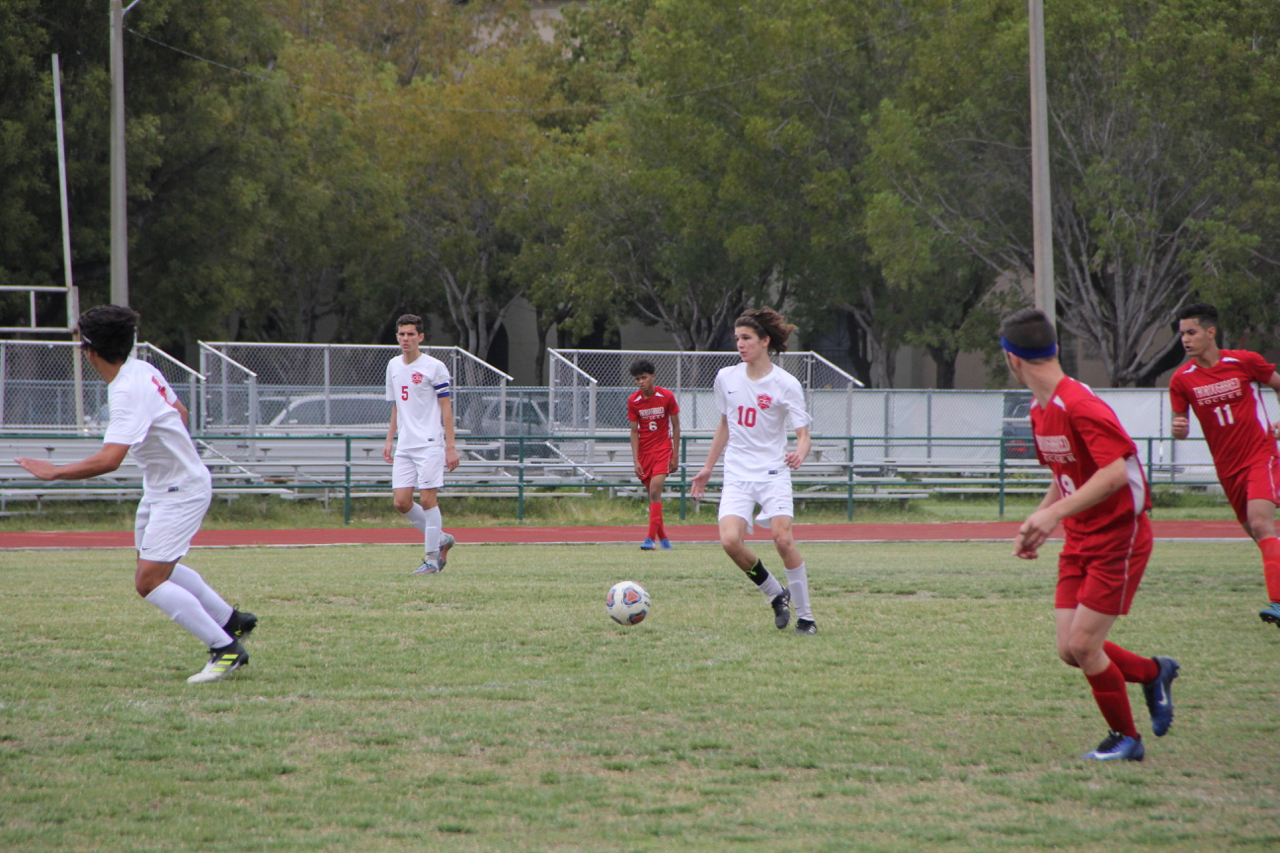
top-left (1028, 0), bottom-right (1055, 327)
top-left (109, 0), bottom-right (141, 308)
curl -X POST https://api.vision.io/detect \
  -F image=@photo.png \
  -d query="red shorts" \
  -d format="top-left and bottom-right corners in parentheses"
top-left (1219, 455), bottom-right (1280, 523)
top-left (636, 451), bottom-right (672, 485)
top-left (1055, 514), bottom-right (1152, 616)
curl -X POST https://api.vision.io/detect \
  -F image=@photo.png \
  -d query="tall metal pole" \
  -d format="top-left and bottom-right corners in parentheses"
top-left (1028, 0), bottom-right (1054, 327)
top-left (110, 0), bottom-right (129, 307)
top-left (54, 54), bottom-right (86, 429)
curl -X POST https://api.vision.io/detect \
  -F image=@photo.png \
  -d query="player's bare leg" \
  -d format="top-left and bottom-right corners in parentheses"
top-left (646, 472), bottom-right (671, 549)
top-left (719, 515), bottom-right (790, 629)
top-left (413, 488), bottom-right (446, 574)
top-left (770, 515), bottom-right (816, 634)
top-left (1056, 606), bottom-right (1146, 760)
top-left (1245, 498), bottom-right (1280, 626)
top-left (136, 557), bottom-right (247, 683)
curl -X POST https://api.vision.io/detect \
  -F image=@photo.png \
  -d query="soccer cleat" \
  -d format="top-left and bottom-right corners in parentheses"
top-left (223, 609), bottom-right (257, 640)
top-left (794, 619), bottom-right (817, 636)
top-left (1082, 731), bottom-right (1144, 762)
top-left (640, 538), bottom-right (656, 551)
top-left (412, 557), bottom-right (442, 575)
top-left (659, 538), bottom-right (673, 550)
top-left (187, 640), bottom-right (248, 684)
top-left (438, 533), bottom-right (456, 570)
top-left (770, 588), bottom-right (792, 630)
top-left (1259, 602), bottom-right (1280, 628)
top-left (1141, 655), bottom-right (1179, 737)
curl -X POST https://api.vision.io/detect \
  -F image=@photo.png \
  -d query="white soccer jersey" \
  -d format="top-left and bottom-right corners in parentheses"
top-left (713, 362), bottom-right (811, 481)
top-left (102, 358), bottom-right (210, 498)
top-left (386, 352), bottom-right (451, 451)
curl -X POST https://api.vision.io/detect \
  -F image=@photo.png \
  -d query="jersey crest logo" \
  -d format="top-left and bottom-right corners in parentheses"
top-left (411, 372), bottom-right (424, 385)
top-left (757, 394), bottom-right (773, 410)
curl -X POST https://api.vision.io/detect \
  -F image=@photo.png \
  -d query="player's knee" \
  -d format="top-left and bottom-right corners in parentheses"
top-left (393, 496), bottom-right (414, 514)
top-left (1247, 517), bottom-right (1274, 541)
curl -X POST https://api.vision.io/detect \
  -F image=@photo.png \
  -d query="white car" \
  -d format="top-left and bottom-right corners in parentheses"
top-left (262, 394), bottom-right (390, 435)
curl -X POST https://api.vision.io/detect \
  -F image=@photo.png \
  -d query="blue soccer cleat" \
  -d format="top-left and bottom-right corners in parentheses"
top-left (1082, 731), bottom-right (1144, 762)
top-left (659, 538), bottom-right (673, 550)
top-left (1260, 602), bottom-right (1280, 628)
top-left (1141, 655), bottom-right (1179, 737)
top-left (640, 538), bottom-right (656, 551)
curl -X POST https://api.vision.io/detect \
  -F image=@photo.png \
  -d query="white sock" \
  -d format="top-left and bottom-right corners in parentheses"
top-left (759, 574), bottom-right (784, 600)
top-left (145, 581), bottom-right (233, 649)
top-left (423, 506), bottom-right (442, 554)
top-left (785, 562), bottom-right (812, 621)
top-left (169, 564), bottom-right (234, 628)
top-left (401, 503), bottom-right (428, 533)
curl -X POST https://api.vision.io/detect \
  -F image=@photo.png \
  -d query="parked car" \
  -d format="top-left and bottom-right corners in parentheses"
top-left (1001, 391), bottom-right (1034, 459)
top-left (263, 394), bottom-right (390, 435)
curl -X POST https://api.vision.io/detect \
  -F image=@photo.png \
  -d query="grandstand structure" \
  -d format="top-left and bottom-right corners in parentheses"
top-left (0, 339), bottom-right (1221, 521)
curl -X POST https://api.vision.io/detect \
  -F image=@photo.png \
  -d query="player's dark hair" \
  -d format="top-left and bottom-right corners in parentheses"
top-left (76, 305), bottom-right (139, 364)
top-left (1001, 308), bottom-right (1058, 362)
top-left (396, 314), bottom-right (425, 334)
top-left (628, 358), bottom-right (656, 377)
top-left (1178, 302), bottom-right (1219, 331)
top-left (735, 308), bottom-right (796, 355)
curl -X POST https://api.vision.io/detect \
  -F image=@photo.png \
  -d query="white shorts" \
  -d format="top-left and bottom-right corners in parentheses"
top-left (393, 446), bottom-right (446, 491)
top-left (134, 488), bottom-right (211, 564)
top-left (718, 477), bottom-right (794, 530)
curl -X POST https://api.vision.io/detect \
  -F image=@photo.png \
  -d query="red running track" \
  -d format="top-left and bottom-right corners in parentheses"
top-left (0, 519), bottom-right (1247, 550)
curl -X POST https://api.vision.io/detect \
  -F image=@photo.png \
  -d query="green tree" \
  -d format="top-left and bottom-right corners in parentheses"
top-left (868, 0), bottom-right (1280, 386)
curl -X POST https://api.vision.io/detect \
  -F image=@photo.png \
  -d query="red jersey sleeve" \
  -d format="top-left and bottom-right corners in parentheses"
top-left (1071, 396), bottom-right (1137, 469)
top-left (1168, 372), bottom-right (1191, 414)
top-left (1236, 350), bottom-right (1278, 384)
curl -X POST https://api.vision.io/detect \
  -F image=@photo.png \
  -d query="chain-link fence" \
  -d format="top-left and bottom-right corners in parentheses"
top-left (548, 349), bottom-right (863, 433)
top-left (198, 342), bottom-right (513, 436)
top-left (0, 339), bottom-right (201, 432)
top-left (0, 338), bottom-right (1250, 487)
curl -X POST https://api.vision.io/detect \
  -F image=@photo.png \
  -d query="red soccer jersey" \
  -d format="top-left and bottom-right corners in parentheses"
top-left (627, 387), bottom-right (680, 458)
top-left (1030, 376), bottom-right (1151, 538)
top-left (1169, 349), bottom-right (1279, 476)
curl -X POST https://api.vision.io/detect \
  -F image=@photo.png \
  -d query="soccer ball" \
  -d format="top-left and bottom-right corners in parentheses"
top-left (606, 580), bottom-right (651, 625)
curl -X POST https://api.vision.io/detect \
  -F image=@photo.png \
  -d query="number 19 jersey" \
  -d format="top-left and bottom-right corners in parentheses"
top-left (1169, 349), bottom-right (1279, 477)
top-left (1030, 376), bottom-right (1150, 538)
top-left (712, 363), bottom-right (811, 481)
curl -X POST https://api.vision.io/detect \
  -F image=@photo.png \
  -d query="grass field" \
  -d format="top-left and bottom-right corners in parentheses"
top-left (0, 489), bottom-right (1242, 530)
top-left (2, 540), bottom-right (1278, 852)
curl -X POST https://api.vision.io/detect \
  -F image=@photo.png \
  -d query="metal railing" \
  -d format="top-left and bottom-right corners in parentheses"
top-left (0, 432), bottom-right (1221, 524)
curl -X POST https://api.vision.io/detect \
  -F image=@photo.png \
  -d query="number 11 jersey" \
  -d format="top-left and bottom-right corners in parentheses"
top-left (1169, 349), bottom-right (1279, 477)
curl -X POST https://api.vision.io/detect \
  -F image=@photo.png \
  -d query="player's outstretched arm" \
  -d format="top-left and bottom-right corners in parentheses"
top-left (785, 426), bottom-right (811, 470)
top-left (668, 411), bottom-right (681, 474)
top-left (691, 416), bottom-right (729, 499)
top-left (16, 443), bottom-right (130, 481)
top-left (383, 405), bottom-right (397, 464)
top-left (440, 396), bottom-right (459, 472)
top-left (1268, 372), bottom-right (1280, 438)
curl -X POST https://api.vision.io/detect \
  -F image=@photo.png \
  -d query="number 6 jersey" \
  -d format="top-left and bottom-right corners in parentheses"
top-left (1030, 375), bottom-right (1150, 537)
top-left (1169, 349), bottom-right (1279, 477)
top-left (712, 362), bottom-right (811, 481)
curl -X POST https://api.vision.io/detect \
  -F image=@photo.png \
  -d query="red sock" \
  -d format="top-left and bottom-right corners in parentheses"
top-left (1085, 662), bottom-right (1138, 739)
top-left (1104, 642), bottom-right (1159, 684)
top-left (649, 502), bottom-right (665, 540)
top-left (1259, 537), bottom-right (1280, 601)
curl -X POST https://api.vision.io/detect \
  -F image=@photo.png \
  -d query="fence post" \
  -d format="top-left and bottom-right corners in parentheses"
top-left (517, 436), bottom-right (525, 522)
top-left (998, 437), bottom-right (1007, 518)
top-left (846, 435), bottom-right (855, 521)
top-left (678, 434), bottom-right (688, 520)
top-left (343, 435), bottom-right (352, 524)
